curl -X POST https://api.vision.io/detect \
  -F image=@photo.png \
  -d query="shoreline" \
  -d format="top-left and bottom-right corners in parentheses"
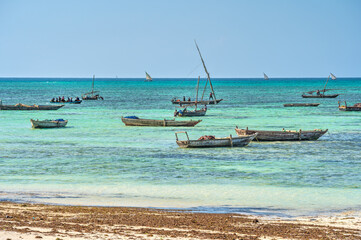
top-left (1, 201), bottom-right (360, 240)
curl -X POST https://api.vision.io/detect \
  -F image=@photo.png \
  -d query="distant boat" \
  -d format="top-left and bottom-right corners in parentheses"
top-left (263, 73), bottom-right (269, 80)
top-left (30, 119), bottom-right (68, 128)
top-left (82, 75), bottom-right (104, 100)
top-left (172, 41), bottom-right (223, 105)
top-left (283, 103), bottom-right (320, 107)
top-left (175, 131), bottom-right (257, 148)
top-left (145, 71), bottom-right (152, 82)
top-left (330, 73), bottom-right (337, 80)
top-left (302, 75), bottom-right (339, 98)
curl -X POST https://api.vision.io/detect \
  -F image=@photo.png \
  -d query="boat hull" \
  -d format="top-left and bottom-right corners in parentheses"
top-left (235, 128), bottom-right (327, 141)
top-left (339, 106), bottom-right (361, 111)
top-left (121, 117), bottom-right (201, 127)
top-left (172, 99), bottom-right (223, 105)
top-left (50, 100), bottom-right (82, 104)
top-left (0, 104), bottom-right (64, 110)
top-left (30, 119), bottom-right (68, 128)
top-left (284, 103), bottom-right (320, 107)
top-left (176, 134), bottom-right (257, 148)
top-left (302, 94), bottom-right (339, 98)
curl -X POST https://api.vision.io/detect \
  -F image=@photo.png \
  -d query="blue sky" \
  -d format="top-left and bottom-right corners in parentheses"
top-left (0, 0), bottom-right (360, 78)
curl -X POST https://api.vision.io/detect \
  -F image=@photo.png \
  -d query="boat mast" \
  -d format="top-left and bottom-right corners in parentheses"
top-left (194, 40), bottom-right (217, 103)
top-left (195, 76), bottom-right (200, 109)
top-left (322, 75), bottom-right (330, 94)
top-left (92, 75), bottom-right (95, 97)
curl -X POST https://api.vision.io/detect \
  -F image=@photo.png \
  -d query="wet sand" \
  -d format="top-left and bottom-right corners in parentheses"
top-left (1, 202), bottom-right (361, 240)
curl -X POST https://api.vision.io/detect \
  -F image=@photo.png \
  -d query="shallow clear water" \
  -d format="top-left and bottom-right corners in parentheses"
top-left (0, 78), bottom-right (360, 217)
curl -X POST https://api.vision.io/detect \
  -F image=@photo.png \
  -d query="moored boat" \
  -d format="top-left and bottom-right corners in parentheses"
top-left (175, 107), bottom-right (207, 117)
top-left (82, 75), bottom-right (104, 100)
top-left (338, 101), bottom-right (361, 111)
top-left (175, 131), bottom-right (257, 148)
top-left (283, 103), bottom-right (320, 107)
top-left (121, 116), bottom-right (201, 127)
top-left (0, 103), bottom-right (64, 110)
top-left (235, 126), bottom-right (328, 141)
top-left (30, 119), bottom-right (68, 128)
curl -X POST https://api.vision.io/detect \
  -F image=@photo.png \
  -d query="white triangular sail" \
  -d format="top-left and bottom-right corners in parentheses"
top-left (263, 72), bottom-right (269, 80)
top-left (330, 73), bottom-right (337, 80)
top-left (145, 71), bottom-right (152, 81)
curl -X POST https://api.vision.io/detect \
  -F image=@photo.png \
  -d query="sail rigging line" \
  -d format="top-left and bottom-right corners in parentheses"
top-left (194, 40), bottom-right (217, 103)
top-left (186, 63), bottom-right (202, 77)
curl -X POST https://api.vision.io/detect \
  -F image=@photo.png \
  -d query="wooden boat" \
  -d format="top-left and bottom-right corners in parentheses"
top-left (235, 126), bottom-right (328, 141)
top-left (121, 116), bottom-right (201, 127)
top-left (82, 75), bottom-right (104, 100)
top-left (338, 101), bottom-right (361, 111)
top-left (283, 103), bottom-right (320, 107)
top-left (175, 108), bottom-right (207, 117)
top-left (50, 100), bottom-right (82, 104)
top-left (175, 131), bottom-right (257, 148)
top-left (30, 119), bottom-right (68, 128)
top-left (0, 103), bottom-right (64, 110)
top-left (263, 72), bottom-right (269, 80)
top-left (175, 77), bottom-right (208, 117)
top-left (172, 99), bottom-right (222, 105)
top-left (172, 41), bottom-right (223, 106)
top-left (145, 71), bottom-right (152, 82)
top-left (302, 74), bottom-right (339, 98)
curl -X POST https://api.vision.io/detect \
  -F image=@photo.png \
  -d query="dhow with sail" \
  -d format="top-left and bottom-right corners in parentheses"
top-left (145, 72), bottom-right (152, 82)
top-left (302, 74), bottom-right (339, 98)
top-left (263, 73), bottom-right (269, 80)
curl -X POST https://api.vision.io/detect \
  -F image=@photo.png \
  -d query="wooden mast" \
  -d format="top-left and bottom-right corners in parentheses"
top-left (92, 75), bottom-right (95, 97)
top-left (195, 76), bottom-right (200, 109)
top-left (322, 75), bottom-right (330, 94)
top-left (194, 40), bottom-right (217, 103)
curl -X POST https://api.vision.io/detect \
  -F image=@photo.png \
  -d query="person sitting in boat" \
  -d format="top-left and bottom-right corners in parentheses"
top-left (51, 98), bottom-right (55, 102)
top-left (61, 96), bottom-right (65, 102)
top-left (188, 97), bottom-right (191, 101)
top-left (75, 97), bottom-right (80, 101)
top-left (174, 110), bottom-right (178, 117)
top-left (316, 90), bottom-right (320, 96)
top-left (204, 105), bottom-right (207, 110)
top-left (209, 92), bottom-right (213, 100)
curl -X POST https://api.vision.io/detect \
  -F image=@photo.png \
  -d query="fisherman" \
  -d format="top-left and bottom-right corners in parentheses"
top-left (174, 110), bottom-right (178, 117)
top-left (209, 92), bottom-right (213, 100)
top-left (188, 97), bottom-right (191, 101)
top-left (204, 105), bottom-right (207, 110)
top-left (51, 98), bottom-right (55, 102)
top-left (183, 96), bottom-right (186, 101)
top-left (316, 90), bottom-right (320, 96)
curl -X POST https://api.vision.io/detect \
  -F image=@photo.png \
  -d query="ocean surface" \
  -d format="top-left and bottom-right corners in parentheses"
top-left (0, 77), bottom-right (360, 217)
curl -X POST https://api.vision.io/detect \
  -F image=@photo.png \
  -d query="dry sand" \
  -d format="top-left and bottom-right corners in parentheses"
top-left (1, 202), bottom-right (360, 240)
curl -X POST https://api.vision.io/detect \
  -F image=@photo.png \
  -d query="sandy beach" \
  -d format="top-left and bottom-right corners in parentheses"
top-left (1, 202), bottom-right (360, 240)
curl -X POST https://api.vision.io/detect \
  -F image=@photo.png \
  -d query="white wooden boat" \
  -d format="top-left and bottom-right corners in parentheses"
top-left (0, 102), bottom-right (64, 110)
top-left (175, 131), bottom-right (257, 148)
top-left (30, 119), bottom-right (68, 128)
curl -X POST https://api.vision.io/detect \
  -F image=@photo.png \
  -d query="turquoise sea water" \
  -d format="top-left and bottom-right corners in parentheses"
top-left (0, 78), bottom-right (360, 217)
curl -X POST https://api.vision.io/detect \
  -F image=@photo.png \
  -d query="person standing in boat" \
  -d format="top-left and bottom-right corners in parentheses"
top-left (316, 90), bottom-right (320, 96)
top-left (209, 92), bottom-right (213, 101)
